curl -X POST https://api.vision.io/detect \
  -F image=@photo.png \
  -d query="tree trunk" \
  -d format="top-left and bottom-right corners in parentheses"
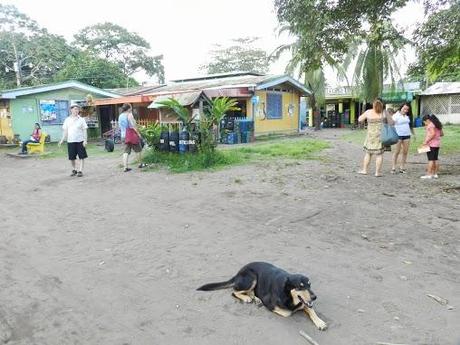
top-left (12, 40), bottom-right (22, 87)
top-left (310, 94), bottom-right (321, 131)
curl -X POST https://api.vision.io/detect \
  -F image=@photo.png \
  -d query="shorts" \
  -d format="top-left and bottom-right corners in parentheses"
top-left (426, 147), bottom-right (440, 161)
top-left (398, 135), bottom-right (411, 141)
top-left (67, 142), bottom-right (88, 160)
top-left (124, 142), bottom-right (142, 154)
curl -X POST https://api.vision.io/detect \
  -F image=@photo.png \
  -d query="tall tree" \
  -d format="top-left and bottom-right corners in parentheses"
top-left (274, 1), bottom-right (356, 129)
top-left (274, 0), bottom-right (412, 114)
top-left (201, 37), bottom-right (269, 74)
top-left (54, 52), bottom-right (138, 89)
top-left (407, 1), bottom-right (460, 85)
top-left (341, 1), bottom-right (410, 103)
top-left (74, 23), bottom-right (164, 84)
top-left (0, 4), bottom-right (73, 88)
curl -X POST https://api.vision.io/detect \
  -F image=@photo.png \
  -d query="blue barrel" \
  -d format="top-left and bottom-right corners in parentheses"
top-left (160, 131), bottom-right (169, 151)
top-left (227, 132), bottom-right (238, 144)
top-left (179, 131), bottom-right (189, 153)
top-left (240, 131), bottom-right (249, 143)
top-left (169, 131), bottom-right (179, 152)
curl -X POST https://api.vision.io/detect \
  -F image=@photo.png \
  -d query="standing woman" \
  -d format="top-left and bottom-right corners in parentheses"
top-left (420, 114), bottom-right (443, 179)
top-left (391, 102), bottom-right (415, 173)
top-left (358, 98), bottom-right (385, 177)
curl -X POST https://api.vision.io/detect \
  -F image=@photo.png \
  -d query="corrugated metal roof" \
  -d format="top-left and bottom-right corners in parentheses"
top-left (0, 80), bottom-right (120, 99)
top-left (170, 71), bottom-right (264, 83)
top-left (107, 85), bottom-right (163, 96)
top-left (148, 91), bottom-right (209, 108)
top-left (420, 82), bottom-right (460, 95)
top-left (146, 74), bottom-right (310, 96)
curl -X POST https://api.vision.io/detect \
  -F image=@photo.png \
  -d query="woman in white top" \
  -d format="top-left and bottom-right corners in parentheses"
top-left (391, 102), bottom-right (415, 173)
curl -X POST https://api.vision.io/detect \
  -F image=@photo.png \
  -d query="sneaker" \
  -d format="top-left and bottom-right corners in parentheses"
top-left (77, 171), bottom-right (83, 177)
top-left (399, 169), bottom-right (407, 174)
top-left (433, 174), bottom-right (439, 179)
top-left (123, 168), bottom-right (132, 172)
top-left (391, 169), bottom-right (396, 174)
top-left (70, 170), bottom-right (78, 176)
top-left (420, 175), bottom-right (433, 179)
top-left (138, 163), bottom-right (147, 168)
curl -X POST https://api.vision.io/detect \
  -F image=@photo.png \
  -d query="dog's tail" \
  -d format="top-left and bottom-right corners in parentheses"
top-left (197, 277), bottom-right (235, 291)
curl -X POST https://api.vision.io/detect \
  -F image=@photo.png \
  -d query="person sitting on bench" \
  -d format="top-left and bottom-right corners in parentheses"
top-left (20, 123), bottom-right (41, 154)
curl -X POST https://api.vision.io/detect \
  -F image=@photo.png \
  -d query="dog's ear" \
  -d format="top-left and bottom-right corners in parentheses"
top-left (283, 277), bottom-right (294, 293)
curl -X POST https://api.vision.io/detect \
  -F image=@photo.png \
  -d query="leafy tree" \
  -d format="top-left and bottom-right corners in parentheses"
top-left (54, 52), bottom-right (138, 88)
top-left (407, 1), bottom-right (460, 84)
top-left (344, 20), bottom-right (409, 103)
top-left (0, 4), bottom-right (73, 88)
top-left (201, 37), bottom-right (269, 74)
top-left (274, 0), bottom-right (411, 116)
top-left (74, 23), bottom-right (165, 84)
top-left (273, 1), bottom-right (357, 129)
top-left (270, 25), bottom-right (345, 129)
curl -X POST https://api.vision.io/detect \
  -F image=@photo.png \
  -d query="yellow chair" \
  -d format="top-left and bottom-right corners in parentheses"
top-left (27, 133), bottom-right (47, 154)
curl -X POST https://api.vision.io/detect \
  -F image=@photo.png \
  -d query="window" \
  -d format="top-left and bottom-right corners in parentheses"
top-left (39, 100), bottom-right (69, 125)
top-left (266, 93), bottom-right (282, 119)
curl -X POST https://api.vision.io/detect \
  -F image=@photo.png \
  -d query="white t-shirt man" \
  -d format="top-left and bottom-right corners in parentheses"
top-left (62, 115), bottom-right (88, 142)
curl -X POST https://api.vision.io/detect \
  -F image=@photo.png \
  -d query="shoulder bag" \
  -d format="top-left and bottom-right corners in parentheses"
top-left (381, 121), bottom-right (399, 146)
top-left (125, 127), bottom-right (140, 145)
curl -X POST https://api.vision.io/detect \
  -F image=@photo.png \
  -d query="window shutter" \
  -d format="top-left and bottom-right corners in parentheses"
top-left (267, 93), bottom-right (282, 119)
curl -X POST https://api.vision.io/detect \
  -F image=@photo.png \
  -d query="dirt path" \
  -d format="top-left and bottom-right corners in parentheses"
top-left (0, 129), bottom-right (459, 345)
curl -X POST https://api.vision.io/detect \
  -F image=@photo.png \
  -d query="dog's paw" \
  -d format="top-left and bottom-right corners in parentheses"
top-left (316, 320), bottom-right (328, 331)
top-left (253, 297), bottom-right (263, 306)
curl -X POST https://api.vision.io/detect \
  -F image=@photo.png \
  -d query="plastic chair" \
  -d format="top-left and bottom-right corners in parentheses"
top-left (27, 133), bottom-right (47, 154)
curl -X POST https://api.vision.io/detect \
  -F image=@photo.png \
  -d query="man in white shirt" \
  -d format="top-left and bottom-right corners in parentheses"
top-left (59, 104), bottom-right (88, 177)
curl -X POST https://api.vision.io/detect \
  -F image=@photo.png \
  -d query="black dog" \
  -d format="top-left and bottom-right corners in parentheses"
top-left (197, 262), bottom-right (327, 330)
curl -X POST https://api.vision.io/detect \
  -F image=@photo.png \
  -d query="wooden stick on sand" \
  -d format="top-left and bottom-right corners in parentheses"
top-left (299, 330), bottom-right (320, 345)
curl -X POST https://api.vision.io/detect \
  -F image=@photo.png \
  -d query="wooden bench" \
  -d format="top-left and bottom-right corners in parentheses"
top-left (27, 133), bottom-right (47, 154)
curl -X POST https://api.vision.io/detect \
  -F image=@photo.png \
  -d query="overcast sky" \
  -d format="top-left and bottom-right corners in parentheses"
top-left (4, 0), bottom-right (425, 86)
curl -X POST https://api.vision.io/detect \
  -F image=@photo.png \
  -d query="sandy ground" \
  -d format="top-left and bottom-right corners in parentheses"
top-left (0, 129), bottom-right (459, 345)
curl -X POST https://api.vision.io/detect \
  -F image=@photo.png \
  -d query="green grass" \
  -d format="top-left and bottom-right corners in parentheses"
top-left (235, 137), bottom-right (330, 159)
top-left (342, 125), bottom-right (460, 155)
top-left (143, 150), bottom-right (245, 173)
top-left (143, 137), bottom-right (330, 173)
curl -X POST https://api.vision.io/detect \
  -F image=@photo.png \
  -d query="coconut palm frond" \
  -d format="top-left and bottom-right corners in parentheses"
top-left (305, 68), bottom-right (325, 106)
top-left (269, 43), bottom-right (294, 61)
top-left (154, 98), bottom-right (192, 125)
top-left (207, 97), bottom-right (240, 125)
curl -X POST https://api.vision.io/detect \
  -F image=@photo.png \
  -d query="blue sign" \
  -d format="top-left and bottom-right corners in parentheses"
top-left (251, 96), bottom-right (260, 104)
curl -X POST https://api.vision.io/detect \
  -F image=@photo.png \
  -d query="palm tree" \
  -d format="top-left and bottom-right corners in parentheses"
top-left (343, 20), bottom-right (409, 105)
top-left (154, 98), bottom-right (195, 131)
top-left (270, 26), bottom-right (345, 130)
top-left (154, 96), bottom-right (239, 153)
top-left (200, 97), bottom-right (239, 152)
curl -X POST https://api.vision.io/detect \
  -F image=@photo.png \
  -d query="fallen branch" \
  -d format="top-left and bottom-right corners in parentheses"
top-left (426, 293), bottom-right (448, 305)
top-left (299, 330), bottom-right (320, 345)
top-left (382, 192), bottom-right (396, 197)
